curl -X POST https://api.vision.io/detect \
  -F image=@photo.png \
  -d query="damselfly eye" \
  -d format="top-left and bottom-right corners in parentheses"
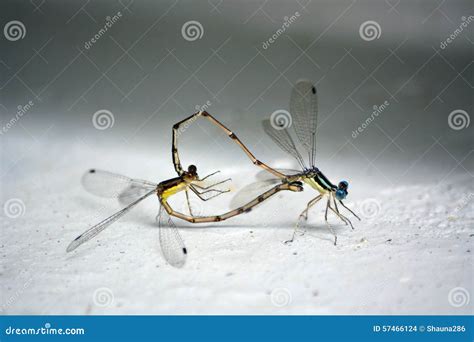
top-left (338, 181), bottom-right (348, 190)
top-left (336, 189), bottom-right (347, 200)
top-left (188, 165), bottom-right (197, 175)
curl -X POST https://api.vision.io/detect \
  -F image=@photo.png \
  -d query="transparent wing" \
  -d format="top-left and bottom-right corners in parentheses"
top-left (67, 189), bottom-right (156, 253)
top-left (82, 169), bottom-right (157, 205)
top-left (262, 120), bottom-right (307, 169)
top-left (290, 80), bottom-right (318, 166)
top-left (255, 169), bottom-right (301, 181)
top-left (230, 179), bottom-right (281, 209)
top-left (157, 205), bottom-right (187, 268)
top-left (231, 168), bottom-right (301, 208)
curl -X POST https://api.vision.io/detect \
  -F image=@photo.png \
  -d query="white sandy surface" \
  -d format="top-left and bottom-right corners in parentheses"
top-left (1, 136), bottom-right (472, 315)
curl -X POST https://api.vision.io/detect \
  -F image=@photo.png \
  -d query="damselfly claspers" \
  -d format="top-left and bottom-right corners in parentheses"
top-left (172, 80), bottom-right (360, 245)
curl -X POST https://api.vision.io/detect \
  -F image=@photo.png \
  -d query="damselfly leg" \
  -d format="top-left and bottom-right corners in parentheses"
top-left (338, 199), bottom-right (361, 221)
top-left (190, 172), bottom-right (232, 201)
top-left (301, 195), bottom-right (323, 222)
top-left (324, 196), bottom-right (338, 245)
top-left (330, 193), bottom-right (355, 230)
top-left (284, 195), bottom-right (324, 244)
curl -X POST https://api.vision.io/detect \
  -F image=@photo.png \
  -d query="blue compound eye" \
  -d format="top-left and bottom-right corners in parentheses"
top-left (336, 189), bottom-right (347, 200)
top-left (338, 181), bottom-right (348, 190)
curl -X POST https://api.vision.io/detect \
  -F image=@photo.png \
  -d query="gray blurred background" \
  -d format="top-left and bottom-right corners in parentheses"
top-left (1, 0), bottom-right (472, 206)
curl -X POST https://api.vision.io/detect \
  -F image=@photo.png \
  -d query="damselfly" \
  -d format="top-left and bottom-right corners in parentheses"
top-left (172, 80), bottom-right (360, 245)
top-left (67, 159), bottom-right (300, 266)
top-left (66, 166), bottom-right (231, 267)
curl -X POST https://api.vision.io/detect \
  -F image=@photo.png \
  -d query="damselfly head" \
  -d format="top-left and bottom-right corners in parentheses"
top-left (187, 164), bottom-right (198, 177)
top-left (335, 180), bottom-right (349, 200)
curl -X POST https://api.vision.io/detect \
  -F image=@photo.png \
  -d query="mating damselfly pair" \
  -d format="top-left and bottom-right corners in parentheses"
top-left (67, 80), bottom-right (360, 267)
